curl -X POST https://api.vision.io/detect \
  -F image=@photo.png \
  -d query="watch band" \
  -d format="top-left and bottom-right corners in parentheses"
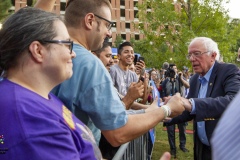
top-left (189, 98), bottom-right (193, 106)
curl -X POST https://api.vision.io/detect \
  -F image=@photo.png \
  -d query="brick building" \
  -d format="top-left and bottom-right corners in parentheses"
top-left (13, 0), bottom-right (146, 46)
top-left (12, 0), bottom-right (183, 46)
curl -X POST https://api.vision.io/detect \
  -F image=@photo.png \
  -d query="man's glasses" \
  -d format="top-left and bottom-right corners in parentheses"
top-left (40, 40), bottom-right (73, 54)
top-left (94, 14), bottom-right (114, 30)
top-left (186, 51), bottom-right (209, 60)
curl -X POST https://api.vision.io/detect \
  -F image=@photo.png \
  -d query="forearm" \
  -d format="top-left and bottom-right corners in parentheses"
top-left (180, 78), bottom-right (190, 88)
top-left (101, 107), bottom-right (166, 146)
top-left (34, 0), bottom-right (55, 12)
top-left (130, 102), bottom-right (148, 110)
top-left (122, 96), bottom-right (134, 110)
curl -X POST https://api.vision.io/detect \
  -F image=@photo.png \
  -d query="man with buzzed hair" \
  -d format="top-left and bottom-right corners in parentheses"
top-left (35, 0), bottom-right (185, 147)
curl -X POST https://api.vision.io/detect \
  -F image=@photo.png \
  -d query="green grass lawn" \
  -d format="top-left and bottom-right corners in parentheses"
top-left (151, 122), bottom-right (194, 160)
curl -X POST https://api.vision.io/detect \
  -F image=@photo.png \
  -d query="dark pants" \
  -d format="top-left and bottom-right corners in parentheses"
top-left (195, 136), bottom-right (212, 160)
top-left (166, 122), bottom-right (187, 151)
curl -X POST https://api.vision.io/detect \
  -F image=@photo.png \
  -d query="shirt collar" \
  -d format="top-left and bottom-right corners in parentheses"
top-left (198, 62), bottom-right (215, 83)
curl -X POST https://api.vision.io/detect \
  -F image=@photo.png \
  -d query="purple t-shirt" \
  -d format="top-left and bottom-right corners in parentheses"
top-left (0, 79), bottom-right (102, 160)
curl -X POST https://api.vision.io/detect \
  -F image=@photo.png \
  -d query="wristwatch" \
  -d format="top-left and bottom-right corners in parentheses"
top-left (189, 98), bottom-right (193, 107)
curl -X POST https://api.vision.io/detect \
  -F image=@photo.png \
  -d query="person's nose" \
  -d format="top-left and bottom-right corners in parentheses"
top-left (107, 29), bottom-right (112, 39)
top-left (71, 50), bottom-right (76, 59)
top-left (109, 56), bottom-right (114, 65)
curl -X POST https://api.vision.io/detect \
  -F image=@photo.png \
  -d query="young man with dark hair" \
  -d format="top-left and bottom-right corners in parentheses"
top-left (110, 41), bottom-right (138, 96)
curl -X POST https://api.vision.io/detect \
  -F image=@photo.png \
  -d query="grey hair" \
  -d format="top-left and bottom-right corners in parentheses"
top-left (189, 37), bottom-right (220, 61)
top-left (0, 7), bottom-right (63, 75)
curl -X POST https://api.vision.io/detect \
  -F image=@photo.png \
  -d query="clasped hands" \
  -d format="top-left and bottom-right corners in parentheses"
top-left (163, 93), bottom-right (192, 119)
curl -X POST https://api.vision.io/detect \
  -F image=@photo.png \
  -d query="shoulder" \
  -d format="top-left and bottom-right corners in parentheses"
top-left (214, 62), bottom-right (239, 76)
top-left (129, 70), bottom-right (138, 77)
top-left (110, 64), bottom-right (119, 72)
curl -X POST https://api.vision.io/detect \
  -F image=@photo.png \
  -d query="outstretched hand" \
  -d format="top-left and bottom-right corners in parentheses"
top-left (166, 93), bottom-right (185, 118)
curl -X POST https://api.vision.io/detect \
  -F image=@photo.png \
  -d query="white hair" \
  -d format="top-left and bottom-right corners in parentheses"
top-left (189, 37), bottom-right (220, 61)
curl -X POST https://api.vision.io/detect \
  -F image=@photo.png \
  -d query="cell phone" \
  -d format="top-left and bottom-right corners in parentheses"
top-left (138, 56), bottom-right (144, 62)
top-left (134, 55), bottom-right (138, 65)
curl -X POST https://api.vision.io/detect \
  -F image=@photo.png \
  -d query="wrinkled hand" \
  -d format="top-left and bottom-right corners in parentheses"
top-left (126, 81), bottom-right (144, 101)
top-left (181, 97), bottom-right (192, 111)
top-left (163, 96), bottom-right (171, 104)
top-left (166, 93), bottom-right (185, 118)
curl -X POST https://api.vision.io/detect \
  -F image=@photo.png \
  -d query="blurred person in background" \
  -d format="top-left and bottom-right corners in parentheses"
top-left (161, 64), bottom-right (190, 158)
top-left (112, 55), bottom-right (119, 64)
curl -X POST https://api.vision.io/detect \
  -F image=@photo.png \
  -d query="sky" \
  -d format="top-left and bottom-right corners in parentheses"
top-left (226, 0), bottom-right (240, 19)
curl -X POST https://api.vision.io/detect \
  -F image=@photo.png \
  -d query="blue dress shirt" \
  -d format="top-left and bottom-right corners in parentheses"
top-left (191, 63), bottom-right (215, 146)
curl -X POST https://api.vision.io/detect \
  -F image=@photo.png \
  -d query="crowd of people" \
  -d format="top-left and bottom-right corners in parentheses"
top-left (0, 0), bottom-right (240, 160)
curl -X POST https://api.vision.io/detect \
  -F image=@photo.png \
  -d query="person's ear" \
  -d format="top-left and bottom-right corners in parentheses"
top-left (211, 52), bottom-right (217, 61)
top-left (117, 54), bottom-right (121, 60)
top-left (28, 41), bottom-right (45, 63)
top-left (85, 13), bottom-right (94, 30)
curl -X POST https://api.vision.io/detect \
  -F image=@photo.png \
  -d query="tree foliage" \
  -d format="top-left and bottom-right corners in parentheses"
top-left (113, 34), bottom-right (124, 48)
top-left (0, 0), bottom-right (12, 22)
top-left (133, 0), bottom-right (240, 70)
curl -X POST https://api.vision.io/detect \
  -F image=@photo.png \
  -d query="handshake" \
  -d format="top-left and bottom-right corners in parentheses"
top-left (161, 93), bottom-right (192, 119)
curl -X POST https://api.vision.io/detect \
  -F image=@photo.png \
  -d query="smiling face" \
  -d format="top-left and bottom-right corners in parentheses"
top-left (118, 46), bottom-right (134, 66)
top-left (43, 20), bottom-right (76, 83)
top-left (188, 40), bottom-right (216, 76)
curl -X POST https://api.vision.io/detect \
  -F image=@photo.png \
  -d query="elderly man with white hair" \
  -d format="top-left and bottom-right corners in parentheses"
top-left (164, 37), bottom-right (240, 160)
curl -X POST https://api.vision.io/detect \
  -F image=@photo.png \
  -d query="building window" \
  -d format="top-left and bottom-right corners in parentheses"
top-left (120, 0), bottom-right (125, 6)
top-left (134, 1), bottom-right (138, 7)
top-left (126, 23), bottom-right (130, 29)
top-left (60, 2), bottom-right (66, 11)
top-left (134, 10), bottom-right (138, 18)
top-left (121, 34), bottom-right (126, 40)
top-left (135, 35), bottom-right (139, 40)
top-left (120, 9), bottom-right (125, 17)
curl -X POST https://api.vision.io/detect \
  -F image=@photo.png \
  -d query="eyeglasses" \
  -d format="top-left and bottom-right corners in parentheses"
top-left (186, 51), bottom-right (209, 60)
top-left (94, 14), bottom-right (114, 30)
top-left (40, 40), bottom-right (73, 54)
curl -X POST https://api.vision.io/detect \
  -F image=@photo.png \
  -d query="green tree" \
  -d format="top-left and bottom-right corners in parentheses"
top-left (0, 0), bottom-right (12, 22)
top-left (135, 0), bottom-right (240, 69)
top-left (113, 34), bottom-right (124, 48)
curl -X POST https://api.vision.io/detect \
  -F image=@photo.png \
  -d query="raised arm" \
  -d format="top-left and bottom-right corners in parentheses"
top-left (34, 0), bottom-right (55, 12)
